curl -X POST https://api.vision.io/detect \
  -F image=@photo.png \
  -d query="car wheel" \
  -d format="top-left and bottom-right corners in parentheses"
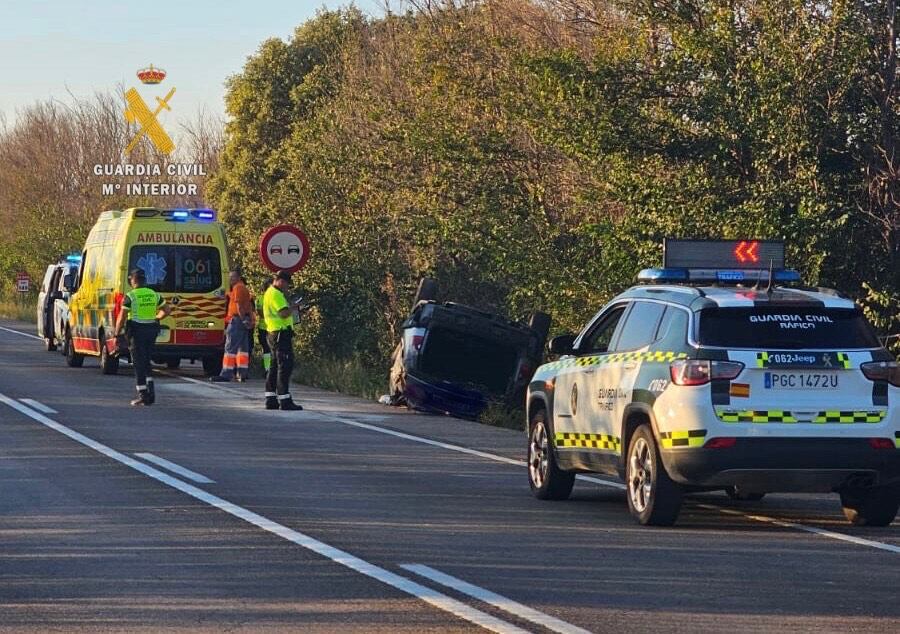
top-left (202, 355), bottom-right (222, 377)
top-left (528, 408), bottom-right (575, 500)
top-left (528, 311), bottom-right (552, 351)
top-left (65, 330), bottom-right (84, 368)
top-left (98, 332), bottom-right (119, 375)
top-left (166, 358), bottom-right (181, 369)
top-left (840, 486), bottom-right (900, 526)
top-left (726, 486), bottom-right (765, 502)
top-left (413, 277), bottom-right (438, 305)
top-left (626, 424), bottom-right (683, 526)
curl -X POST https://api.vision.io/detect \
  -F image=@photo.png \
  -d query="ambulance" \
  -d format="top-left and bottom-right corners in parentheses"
top-left (65, 207), bottom-right (230, 375)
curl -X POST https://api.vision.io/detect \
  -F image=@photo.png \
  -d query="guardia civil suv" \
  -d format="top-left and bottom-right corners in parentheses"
top-left (526, 240), bottom-right (899, 526)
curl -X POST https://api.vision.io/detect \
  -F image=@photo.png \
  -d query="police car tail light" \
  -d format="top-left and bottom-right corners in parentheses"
top-left (412, 334), bottom-right (424, 350)
top-left (860, 361), bottom-right (900, 388)
top-left (868, 438), bottom-right (895, 450)
top-left (670, 360), bottom-right (744, 386)
top-left (705, 437), bottom-right (737, 449)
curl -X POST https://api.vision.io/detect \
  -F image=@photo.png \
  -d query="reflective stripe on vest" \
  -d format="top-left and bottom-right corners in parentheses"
top-left (127, 287), bottom-right (160, 323)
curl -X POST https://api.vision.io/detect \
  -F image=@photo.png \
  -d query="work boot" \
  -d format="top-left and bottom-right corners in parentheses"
top-left (265, 397), bottom-right (279, 410)
top-left (130, 397), bottom-right (146, 406)
top-left (279, 398), bottom-right (303, 411)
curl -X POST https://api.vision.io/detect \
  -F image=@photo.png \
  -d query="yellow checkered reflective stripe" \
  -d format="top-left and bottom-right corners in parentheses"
top-left (895, 432), bottom-right (900, 449)
top-left (718, 410), bottom-right (798, 423)
top-left (756, 352), bottom-right (769, 368)
top-left (836, 353), bottom-right (851, 369)
top-left (554, 432), bottom-right (621, 453)
top-left (718, 410), bottom-right (886, 424)
top-left (813, 411), bottom-right (886, 424)
top-left (659, 430), bottom-right (707, 448)
top-left (539, 351), bottom-right (687, 373)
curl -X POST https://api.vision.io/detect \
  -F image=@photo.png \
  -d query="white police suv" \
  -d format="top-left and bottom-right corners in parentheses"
top-left (526, 239), bottom-right (899, 526)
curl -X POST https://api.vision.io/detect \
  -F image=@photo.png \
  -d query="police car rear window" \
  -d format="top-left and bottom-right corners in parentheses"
top-left (697, 307), bottom-right (880, 349)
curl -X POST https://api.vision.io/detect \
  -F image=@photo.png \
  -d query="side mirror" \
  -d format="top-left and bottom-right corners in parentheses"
top-left (63, 274), bottom-right (75, 292)
top-left (549, 334), bottom-right (576, 355)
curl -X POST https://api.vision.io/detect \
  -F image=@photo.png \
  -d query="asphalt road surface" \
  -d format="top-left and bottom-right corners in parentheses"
top-left (1, 319), bottom-right (898, 633)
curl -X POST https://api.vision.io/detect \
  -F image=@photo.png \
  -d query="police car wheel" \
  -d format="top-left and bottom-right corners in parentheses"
top-left (626, 425), bottom-right (683, 526)
top-left (726, 487), bottom-right (765, 502)
top-left (528, 409), bottom-right (575, 500)
top-left (840, 486), bottom-right (900, 527)
top-left (64, 330), bottom-right (84, 368)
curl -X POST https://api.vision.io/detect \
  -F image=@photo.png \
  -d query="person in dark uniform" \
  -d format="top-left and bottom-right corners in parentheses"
top-left (114, 269), bottom-right (171, 406)
top-left (262, 270), bottom-right (302, 411)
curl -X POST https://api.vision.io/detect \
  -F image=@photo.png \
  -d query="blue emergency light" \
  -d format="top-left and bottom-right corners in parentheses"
top-left (193, 209), bottom-right (216, 221)
top-left (65, 253), bottom-right (82, 263)
top-left (171, 210), bottom-right (190, 220)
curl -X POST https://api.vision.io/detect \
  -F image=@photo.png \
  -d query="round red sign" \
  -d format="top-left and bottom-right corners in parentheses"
top-left (259, 225), bottom-right (310, 274)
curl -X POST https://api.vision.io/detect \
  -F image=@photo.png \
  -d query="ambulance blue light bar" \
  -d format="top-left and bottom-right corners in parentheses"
top-left (169, 210), bottom-right (190, 221)
top-left (193, 209), bottom-right (216, 221)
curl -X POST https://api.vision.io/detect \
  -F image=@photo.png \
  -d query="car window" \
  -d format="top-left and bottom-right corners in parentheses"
top-left (654, 306), bottom-right (689, 348)
top-left (612, 301), bottom-right (666, 351)
top-left (697, 307), bottom-right (880, 349)
top-left (581, 305), bottom-right (628, 354)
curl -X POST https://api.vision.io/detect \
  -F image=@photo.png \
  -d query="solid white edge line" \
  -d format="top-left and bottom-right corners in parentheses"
top-left (402, 564), bottom-right (593, 634)
top-left (134, 452), bottom-right (216, 484)
top-left (1, 322), bottom-right (896, 554)
top-left (0, 393), bottom-right (528, 634)
top-left (0, 325), bottom-right (42, 340)
top-left (696, 504), bottom-right (900, 554)
top-left (19, 398), bottom-right (57, 414)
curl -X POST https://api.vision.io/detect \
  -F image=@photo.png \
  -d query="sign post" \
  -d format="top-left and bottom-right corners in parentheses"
top-left (259, 225), bottom-right (310, 274)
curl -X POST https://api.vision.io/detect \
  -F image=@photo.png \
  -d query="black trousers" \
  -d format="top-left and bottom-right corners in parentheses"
top-left (258, 328), bottom-right (271, 353)
top-left (128, 321), bottom-right (159, 391)
top-left (266, 329), bottom-right (294, 397)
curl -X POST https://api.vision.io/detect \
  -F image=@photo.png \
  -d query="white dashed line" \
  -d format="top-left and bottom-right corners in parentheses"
top-left (19, 398), bottom-right (57, 414)
top-left (134, 452), bottom-right (216, 484)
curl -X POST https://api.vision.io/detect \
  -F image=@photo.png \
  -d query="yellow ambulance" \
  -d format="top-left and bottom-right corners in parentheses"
top-left (65, 207), bottom-right (230, 375)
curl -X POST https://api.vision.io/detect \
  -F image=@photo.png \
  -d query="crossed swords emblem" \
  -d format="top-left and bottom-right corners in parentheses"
top-left (124, 86), bottom-right (176, 155)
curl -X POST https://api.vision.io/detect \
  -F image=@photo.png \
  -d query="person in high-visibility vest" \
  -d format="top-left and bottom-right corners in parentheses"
top-left (255, 280), bottom-right (272, 374)
top-left (262, 270), bottom-right (302, 411)
top-left (113, 269), bottom-right (171, 406)
top-left (210, 270), bottom-right (253, 383)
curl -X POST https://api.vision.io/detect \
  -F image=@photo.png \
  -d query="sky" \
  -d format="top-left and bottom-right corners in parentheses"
top-left (0, 0), bottom-right (385, 127)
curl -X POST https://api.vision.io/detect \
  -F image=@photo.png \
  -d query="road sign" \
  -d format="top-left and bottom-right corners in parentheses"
top-left (259, 225), bottom-right (310, 274)
top-left (15, 271), bottom-right (31, 293)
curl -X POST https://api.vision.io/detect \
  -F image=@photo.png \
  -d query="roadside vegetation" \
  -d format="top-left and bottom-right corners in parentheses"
top-left (1, 1), bottom-right (897, 407)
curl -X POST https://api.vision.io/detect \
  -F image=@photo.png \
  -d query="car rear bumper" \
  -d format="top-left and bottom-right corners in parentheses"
top-left (661, 437), bottom-right (900, 491)
top-left (403, 373), bottom-right (489, 419)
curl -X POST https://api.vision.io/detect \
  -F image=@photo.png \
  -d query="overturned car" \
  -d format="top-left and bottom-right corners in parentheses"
top-left (386, 278), bottom-right (550, 419)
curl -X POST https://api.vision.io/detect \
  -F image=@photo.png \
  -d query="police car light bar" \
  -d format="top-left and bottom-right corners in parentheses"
top-left (664, 238), bottom-right (785, 270)
top-left (65, 253), bottom-right (82, 263)
top-left (637, 267), bottom-right (801, 285)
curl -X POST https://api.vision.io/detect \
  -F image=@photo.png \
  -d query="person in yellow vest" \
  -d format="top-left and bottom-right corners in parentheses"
top-left (113, 269), bottom-right (171, 406)
top-left (263, 270), bottom-right (302, 411)
top-left (255, 280), bottom-right (272, 374)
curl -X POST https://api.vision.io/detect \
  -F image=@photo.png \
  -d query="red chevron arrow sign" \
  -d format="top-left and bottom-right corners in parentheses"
top-left (733, 240), bottom-right (760, 263)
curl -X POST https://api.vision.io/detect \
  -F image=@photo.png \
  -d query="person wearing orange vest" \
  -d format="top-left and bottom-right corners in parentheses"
top-left (210, 270), bottom-right (253, 382)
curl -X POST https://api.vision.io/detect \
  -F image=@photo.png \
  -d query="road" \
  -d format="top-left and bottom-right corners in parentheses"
top-left (0, 318), bottom-right (898, 633)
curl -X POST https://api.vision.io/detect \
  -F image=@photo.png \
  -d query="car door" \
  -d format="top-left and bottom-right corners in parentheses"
top-left (554, 303), bottom-right (629, 453)
top-left (602, 300), bottom-right (668, 441)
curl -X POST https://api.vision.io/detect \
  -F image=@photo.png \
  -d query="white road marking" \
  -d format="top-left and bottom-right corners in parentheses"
top-left (0, 393), bottom-right (529, 634)
top-left (19, 399), bottom-right (57, 414)
top-left (402, 564), bottom-right (592, 634)
top-left (134, 452), bottom-right (216, 484)
top-left (0, 325), bottom-right (42, 340)
top-left (1, 322), bottom-right (897, 554)
top-left (697, 504), bottom-right (900, 555)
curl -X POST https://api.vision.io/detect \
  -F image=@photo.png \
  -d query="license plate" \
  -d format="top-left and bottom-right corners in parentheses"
top-left (764, 372), bottom-right (838, 390)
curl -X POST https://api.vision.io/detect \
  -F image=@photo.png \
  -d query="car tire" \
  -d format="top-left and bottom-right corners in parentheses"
top-left (840, 486), bottom-right (900, 526)
top-left (202, 355), bottom-right (222, 377)
top-left (65, 330), bottom-right (84, 368)
top-left (726, 486), bottom-right (765, 502)
top-left (528, 408), bottom-right (575, 500)
top-left (528, 311), bottom-right (552, 350)
top-left (166, 358), bottom-right (181, 369)
top-left (413, 277), bottom-right (438, 305)
top-left (98, 332), bottom-right (119, 375)
top-left (625, 424), bottom-right (683, 526)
